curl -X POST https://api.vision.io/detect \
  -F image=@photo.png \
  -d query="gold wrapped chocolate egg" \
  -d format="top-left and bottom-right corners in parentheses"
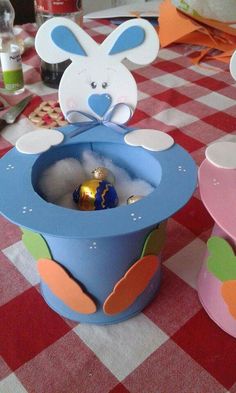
top-left (92, 167), bottom-right (115, 185)
top-left (127, 195), bottom-right (143, 205)
top-left (73, 179), bottom-right (119, 211)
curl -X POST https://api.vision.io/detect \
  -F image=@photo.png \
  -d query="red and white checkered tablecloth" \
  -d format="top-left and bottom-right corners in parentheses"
top-left (0, 19), bottom-right (236, 393)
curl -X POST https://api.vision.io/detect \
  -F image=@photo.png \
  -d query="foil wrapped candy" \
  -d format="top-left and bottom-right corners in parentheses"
top-left (73, 167), bottom-right (118, 211)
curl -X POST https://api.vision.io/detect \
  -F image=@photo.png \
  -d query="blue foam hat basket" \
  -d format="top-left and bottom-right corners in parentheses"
top-left (0, 124), bottom-right (197, 324)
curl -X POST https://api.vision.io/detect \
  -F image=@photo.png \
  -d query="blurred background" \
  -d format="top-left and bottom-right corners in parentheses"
top-left (11, 0), bottom-right (151, 24)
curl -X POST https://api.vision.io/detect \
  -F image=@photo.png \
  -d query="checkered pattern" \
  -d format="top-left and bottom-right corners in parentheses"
top-left (0, 20), bottom-right (236, 393)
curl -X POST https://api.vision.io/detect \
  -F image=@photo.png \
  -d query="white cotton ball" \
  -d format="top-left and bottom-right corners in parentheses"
top-left (101, 155), bottom-right (154, 205)
top-left (114, 177), bottom-right (132, 205)
top-left (54, 192), bottom-right (78, 210)
top-left (103, 159), bottom-right (131, 186)
top-left (115, 176), bottom-right (154, 205)
top-left (81, 150), bottom-right (103, 178)
top-left (38, 150), bottom-right (155, 210)
top-left (128, 179), bottom-right (154, 197)
top-left (38, 158), bottom-right (86, 202)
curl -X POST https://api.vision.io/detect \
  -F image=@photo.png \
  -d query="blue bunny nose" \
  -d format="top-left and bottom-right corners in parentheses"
top-left (88, 94), bottom-right (112, 117)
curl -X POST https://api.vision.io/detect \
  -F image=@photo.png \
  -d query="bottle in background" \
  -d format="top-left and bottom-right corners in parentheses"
top-left (0, 0), bottom-right (24, 95)
top-left (34, 0), bottom-right (83, 89)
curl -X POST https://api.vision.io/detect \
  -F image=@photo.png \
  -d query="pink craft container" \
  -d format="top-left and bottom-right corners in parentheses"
top-left (198, 158), bottom-right (236, 337)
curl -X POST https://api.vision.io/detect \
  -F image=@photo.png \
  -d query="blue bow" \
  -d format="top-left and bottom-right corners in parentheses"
top-left (66, 103), bottom-right (133, 139)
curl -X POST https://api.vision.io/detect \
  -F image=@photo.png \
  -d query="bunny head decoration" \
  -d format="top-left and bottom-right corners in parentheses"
top-left (35, 17), bottom-right (159, 124)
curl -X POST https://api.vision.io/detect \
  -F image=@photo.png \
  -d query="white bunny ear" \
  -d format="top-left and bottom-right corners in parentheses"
top-left (230, 50), bottom-right (236, 81)
top-left (101, 18), bottom-right (159, 65)
top-left (35, 17), bottom-right (98, 64)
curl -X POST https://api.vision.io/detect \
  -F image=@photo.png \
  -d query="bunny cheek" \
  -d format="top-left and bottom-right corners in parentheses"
top-left (110, 65), bottom-right (137, 109)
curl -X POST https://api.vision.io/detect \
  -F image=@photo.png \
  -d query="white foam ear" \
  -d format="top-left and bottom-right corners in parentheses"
top-left (230, 51), bottom-right (236, 81)
top-left (125, 129), bottom-right (174, 151)
top-left (101, 18), bottom-right (159, 65)
top-left (35, 17), bottom-right (98, 64)
top-left (206, 141), bottom-right (236, 169)
top-left (16, 129), bottom-right (64, 154)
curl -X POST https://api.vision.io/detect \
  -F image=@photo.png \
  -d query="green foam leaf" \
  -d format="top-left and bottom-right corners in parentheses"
top-left (141, 221), bottom-right (167, 258)
top-left (207, 236), bottom-right (236, 281)
top-left (21, 228), bottom-right (52, 261)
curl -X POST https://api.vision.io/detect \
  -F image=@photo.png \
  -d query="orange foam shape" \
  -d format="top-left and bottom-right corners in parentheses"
top-left (37, 258), bottom-right (96, 314)
top-left (221, 280), bottom-right (236, 319)
top-left (103, 255), bottom-right (160, 315)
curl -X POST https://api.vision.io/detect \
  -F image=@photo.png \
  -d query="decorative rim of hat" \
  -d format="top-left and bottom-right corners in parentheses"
top-left (0, 124), bottom-right (197, 239)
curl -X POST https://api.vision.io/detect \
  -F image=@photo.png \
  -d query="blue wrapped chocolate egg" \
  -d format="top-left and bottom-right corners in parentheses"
top-left (73, 179), bottom-right (119, 211)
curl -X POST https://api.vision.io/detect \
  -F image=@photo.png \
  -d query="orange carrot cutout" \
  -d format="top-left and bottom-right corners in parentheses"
top-left (103, 255), bottom-right (160, 315)
top-left (37, 258), bottom-right (96, 314)
top-left (221, 280), bottom-right (236, 320)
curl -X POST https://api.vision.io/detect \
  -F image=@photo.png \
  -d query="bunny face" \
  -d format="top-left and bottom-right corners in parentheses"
top-left (35, 17), bottom-right (159, 123)
top-left (59, 54), bottom-right (137, 122)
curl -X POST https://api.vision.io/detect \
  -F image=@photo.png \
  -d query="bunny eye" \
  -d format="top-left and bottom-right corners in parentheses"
top-left (102, 82), bottom-right (108, 89)
top-left (91, 82), bottom-right (97, 89)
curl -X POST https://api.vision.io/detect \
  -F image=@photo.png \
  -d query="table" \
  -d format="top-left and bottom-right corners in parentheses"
top-left (0, 19), bottom-right (236, 393)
